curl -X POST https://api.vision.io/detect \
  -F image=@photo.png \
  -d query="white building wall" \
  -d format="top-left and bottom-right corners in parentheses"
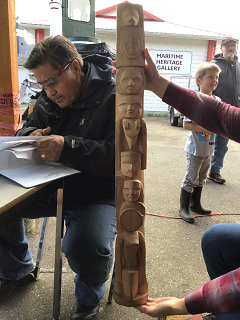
top-left (95, 31), bottom-right (209, 113)
top-left (144, 36), bottom-right (208, 113)
top-left (95, 31), bottom-right (116, 50)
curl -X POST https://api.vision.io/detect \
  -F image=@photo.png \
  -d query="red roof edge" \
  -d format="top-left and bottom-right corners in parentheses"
top-left (96, 1), bottom-right (130, 16)
top-left (96, 1), bottom-right (164, 22)
top-left (143, 10), bottom-right (164, 22)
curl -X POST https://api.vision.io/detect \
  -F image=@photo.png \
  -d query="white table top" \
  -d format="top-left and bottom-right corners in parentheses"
top-left (0, 175), bottom-right (48, 214)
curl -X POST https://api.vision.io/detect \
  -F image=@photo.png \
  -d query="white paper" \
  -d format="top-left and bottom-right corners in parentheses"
top-left (0, 136), bottom-right (45, 151)
top-left (0, 136), bottom-right (79, 188)
top-left (0, 162), bottom-right (78, 188)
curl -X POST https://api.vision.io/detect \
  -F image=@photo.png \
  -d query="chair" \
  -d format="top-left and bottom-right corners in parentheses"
top-left (35, 188), bottom-right (116, 318)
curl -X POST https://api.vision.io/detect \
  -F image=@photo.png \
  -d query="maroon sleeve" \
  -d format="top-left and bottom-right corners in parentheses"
top-left (185, 268), bottom-right (240, 314)
top-left (162, 82), bottom-right (240, 143)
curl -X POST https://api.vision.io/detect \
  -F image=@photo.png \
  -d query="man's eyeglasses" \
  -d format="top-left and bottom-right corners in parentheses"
top-left (37, 61), bottom-right (72, 91)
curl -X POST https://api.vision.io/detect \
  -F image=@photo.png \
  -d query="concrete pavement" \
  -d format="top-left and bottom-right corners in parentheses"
top-left (1, 116), bottom-right (240, 320)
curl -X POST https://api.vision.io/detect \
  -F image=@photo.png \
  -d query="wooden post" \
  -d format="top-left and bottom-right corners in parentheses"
top-left (0, 0), bottom-right (21, 136)
top-left (114, 3), bottom-right (148, 307)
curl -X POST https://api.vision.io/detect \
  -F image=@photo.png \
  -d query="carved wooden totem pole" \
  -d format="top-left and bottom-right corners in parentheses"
top-left (114, 3), bottom-right (148, 307)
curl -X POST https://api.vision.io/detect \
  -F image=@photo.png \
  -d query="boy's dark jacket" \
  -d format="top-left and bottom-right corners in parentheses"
top-left (211, 53), bottom-right (240, 108)
top-left (16, 55), bottom-right (116, 207)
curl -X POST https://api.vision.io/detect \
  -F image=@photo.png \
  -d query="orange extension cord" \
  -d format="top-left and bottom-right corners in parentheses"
top-left (146, 212), bottom-right (240, 219)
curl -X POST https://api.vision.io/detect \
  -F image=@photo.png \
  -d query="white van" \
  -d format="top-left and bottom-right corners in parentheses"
top-left (168, 75), bottom-right (197, 126)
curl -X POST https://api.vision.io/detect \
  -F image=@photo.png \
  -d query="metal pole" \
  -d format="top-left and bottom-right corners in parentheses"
top-left (49, 0), bottom-right (62, 36)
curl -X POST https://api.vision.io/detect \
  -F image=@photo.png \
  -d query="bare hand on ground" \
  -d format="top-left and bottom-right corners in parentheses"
top-left (135, 297), bottom-right (188, 318)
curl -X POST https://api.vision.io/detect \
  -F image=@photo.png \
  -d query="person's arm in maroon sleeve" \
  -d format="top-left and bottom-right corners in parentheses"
top-left (185, 267), bottom-right (240, 315)
top-left (135, 267), bottom-right (240, 318)
top-left (143, 48), bottom-right (240, 144)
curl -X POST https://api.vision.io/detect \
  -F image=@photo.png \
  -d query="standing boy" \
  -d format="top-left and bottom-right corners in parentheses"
top-left (179, 62), bottom-right (221, 223)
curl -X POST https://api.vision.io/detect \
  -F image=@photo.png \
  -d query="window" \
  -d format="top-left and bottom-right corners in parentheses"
top-left (68, 0), bottom-right (90, 22)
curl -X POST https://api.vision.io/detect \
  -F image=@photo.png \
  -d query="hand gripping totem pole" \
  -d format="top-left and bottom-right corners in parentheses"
top-left (114, 2), bottom-right (148, 307)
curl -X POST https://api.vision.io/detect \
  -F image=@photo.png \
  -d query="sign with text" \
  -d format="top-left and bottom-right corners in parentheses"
top-left (149, 49), bottom-right (192, 75)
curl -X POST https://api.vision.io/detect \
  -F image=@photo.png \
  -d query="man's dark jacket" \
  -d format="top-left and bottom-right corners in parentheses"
top-left (16, 55), bottom-right (116, 208)
top-left (211, 53), bottom-right (240, 107)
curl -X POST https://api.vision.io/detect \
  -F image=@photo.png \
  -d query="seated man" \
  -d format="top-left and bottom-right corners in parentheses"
top-left (0, 35), bottom-right (117, 320)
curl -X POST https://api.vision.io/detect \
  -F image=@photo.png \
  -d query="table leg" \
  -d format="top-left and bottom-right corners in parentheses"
top-left (53, 188), bottom-right (63, 320)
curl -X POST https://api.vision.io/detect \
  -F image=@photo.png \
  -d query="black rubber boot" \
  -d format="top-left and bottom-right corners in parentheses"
top-left (179, 188), bottom-right (194, 223)
top-left (190, 186), bottom-right (211, 215)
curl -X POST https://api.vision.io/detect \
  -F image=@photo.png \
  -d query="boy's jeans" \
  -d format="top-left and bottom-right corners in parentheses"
top-left (210, 135), bottom-right (229, 174)
top-left (201, 223), bottom-right (240, 320)
top-left (0, 199), bottom-right (117, 308)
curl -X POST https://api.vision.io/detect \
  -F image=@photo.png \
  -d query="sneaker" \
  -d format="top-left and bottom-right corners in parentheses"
top-left (207, 172), bottom-right (226, 184)
top-left (187, 314), bottom-right (215, 320)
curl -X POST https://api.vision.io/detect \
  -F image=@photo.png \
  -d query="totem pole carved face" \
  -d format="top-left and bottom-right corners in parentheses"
top-left (122, 180), bottom-right (142, 202)
top-left (122, 7), bottom-right (139, 26)
top-left (118, 95), bottom-right (142, 119)
top-left (119, 67), bottom-right (142, 94)
top-left (121, 151), bottom-right (141, 178)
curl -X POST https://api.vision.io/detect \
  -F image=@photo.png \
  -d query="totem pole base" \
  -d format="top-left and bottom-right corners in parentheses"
top-left (113, 274), bottom-right (148, 306)
top-left (113, 290), bottom-right (148, 307)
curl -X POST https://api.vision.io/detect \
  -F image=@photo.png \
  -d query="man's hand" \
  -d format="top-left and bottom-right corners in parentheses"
top-left (135, 297), bottom-right (188, 318)
top-left (111, 61), bottom-right (116, 74)
top-left (33, 135), bottom-right (64, 161)
top-left (29, 126), bottom-right (51, 136)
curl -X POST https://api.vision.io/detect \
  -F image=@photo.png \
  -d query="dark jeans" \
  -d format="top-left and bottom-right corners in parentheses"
top-left (201, 223), bottom-right (240, 320)
top-left (210, 135), bottom-right (229, 174)
top-left (0, 197), bottom-right (117, 307)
